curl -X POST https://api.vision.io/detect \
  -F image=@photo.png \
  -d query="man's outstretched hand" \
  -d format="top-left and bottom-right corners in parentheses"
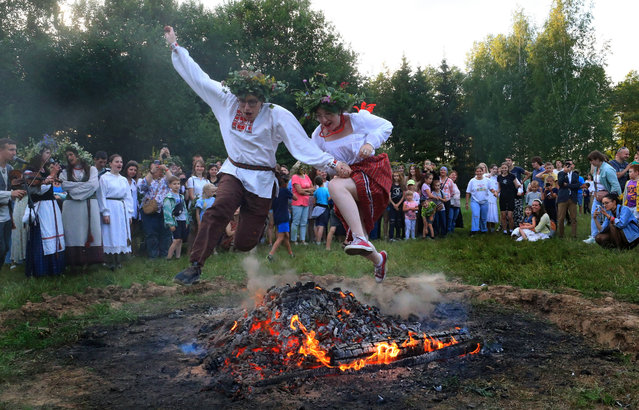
top-left (164, 25), bottom-right (176, 45)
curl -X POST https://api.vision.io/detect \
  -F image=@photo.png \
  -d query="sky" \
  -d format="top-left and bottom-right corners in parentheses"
top-left (191, 0), bottom-right (638, 84)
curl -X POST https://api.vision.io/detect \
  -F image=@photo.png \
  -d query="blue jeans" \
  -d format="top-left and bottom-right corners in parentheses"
top-left (405, 218), bottom-right (416, 239)
top-left (141, 212), bottom-right (172, 258)
top-left (470, 200), bottom-right (488, 232)
top-left (591, 198), bottom-right (605, 238)
top-left (448, 206), bottom-right (460, 232)
top-left (291, 205), bottom-right (309, 242)
top-left (433, 209), bottom-right (447, 237)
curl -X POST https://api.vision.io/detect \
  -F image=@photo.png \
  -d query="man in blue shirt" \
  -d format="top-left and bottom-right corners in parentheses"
top-left (505, 156), bottom-right (529, 183)
top-left (531, 156), bottom-right (545, 186)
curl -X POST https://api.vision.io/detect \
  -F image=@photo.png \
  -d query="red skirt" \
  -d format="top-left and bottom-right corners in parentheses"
top-left (335, 153), bottom-right (392, 241)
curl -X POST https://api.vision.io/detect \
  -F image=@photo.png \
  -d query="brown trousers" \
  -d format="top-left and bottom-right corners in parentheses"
top-left (595, 223), bottom-right (638, 249)
top-left (557, 199), bottom-right (578, 238)
top-left (190, 173), bottom-right (271, 265)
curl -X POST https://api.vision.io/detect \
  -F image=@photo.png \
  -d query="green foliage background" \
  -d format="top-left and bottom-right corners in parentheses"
top-left (1, 0), bottom-right (638, 180)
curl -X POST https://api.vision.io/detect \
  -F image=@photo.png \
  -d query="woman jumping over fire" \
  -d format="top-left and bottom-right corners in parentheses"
top-left (296, 78), bottom-right (393, 282)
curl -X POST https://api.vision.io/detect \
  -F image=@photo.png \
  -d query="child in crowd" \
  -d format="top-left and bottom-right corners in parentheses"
top-left (542, 175), bottom-right (558, 222)
top-left (430, 179), bottom-right (448, 237)
top-left (420, 173), bottom-right (436, 239)
top-left (511, 205), bottom-right (536, 240)
top-left (388, 171), bottom-right (405, 240)
top-left (407, 179), bottom-right (420, 202)
top-left (623, 164), bottom-right (639, 219)
top-left (403, 190), bottom-right (419, 239)
top-left (525, 180), bottom-right (542, 206)
top-left (195, 183), bottom-right (216, 229)
top-left (312, 175), bottom-right (330, 245)
top-left (583, 182), bottom-right (591, 214)
top-left (164, 176), bottom-right (189, 260)
top-left (268, 174), bottom-right (296, 260)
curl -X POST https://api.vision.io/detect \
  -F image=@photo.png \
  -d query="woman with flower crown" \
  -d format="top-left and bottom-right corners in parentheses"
top-left (296, 78), bottom-right (393, 283)
top-left (163, 26), bottom-right (352, 286)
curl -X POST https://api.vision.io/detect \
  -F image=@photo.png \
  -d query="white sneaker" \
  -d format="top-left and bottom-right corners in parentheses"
top-left (583, 237), bottom-right (596, 244)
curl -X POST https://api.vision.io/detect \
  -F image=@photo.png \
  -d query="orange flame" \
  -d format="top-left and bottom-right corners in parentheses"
top-left (289, 314), bottom-right (455, 372)
top-left (230, 321), bottom-right (238, 332)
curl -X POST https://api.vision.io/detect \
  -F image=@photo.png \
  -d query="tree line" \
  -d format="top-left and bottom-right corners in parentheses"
top-left (1, 0), bottom-right (638, 178)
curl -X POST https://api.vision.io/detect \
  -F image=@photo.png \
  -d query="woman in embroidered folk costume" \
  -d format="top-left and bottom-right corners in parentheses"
top-left (99, 154), bottom-right (134, 270)
top-left (296, 78), bottom-right (393, 282)
top-left (163, 26), bottom-right (351, 285)
top-left (22, 154), bottom-right (66, 277)
top-left (60, 146), bottom-right (104, 269)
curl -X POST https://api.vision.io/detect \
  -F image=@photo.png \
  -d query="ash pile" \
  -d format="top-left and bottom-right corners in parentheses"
top-left (200, 281), bottom-right (478, 386)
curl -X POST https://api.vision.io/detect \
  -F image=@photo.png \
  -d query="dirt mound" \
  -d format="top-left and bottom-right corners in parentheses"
top-left (460, 284), bottom-right (639, 353)
top-left (0, 277), bottom-right (240, 329)
top-left (2, 273), bottom-right (638, 355)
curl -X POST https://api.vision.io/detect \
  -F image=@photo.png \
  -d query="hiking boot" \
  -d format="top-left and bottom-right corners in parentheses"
top-left (174, 263), bottom-right (202, 286)
top-left (374, 251), bottom-right (388, 283)
top-left (344, 236), bottom-right (374, 256)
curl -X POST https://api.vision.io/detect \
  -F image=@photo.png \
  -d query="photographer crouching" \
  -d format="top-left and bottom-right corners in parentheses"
top-left (593, 193), bottom-right (639, 249)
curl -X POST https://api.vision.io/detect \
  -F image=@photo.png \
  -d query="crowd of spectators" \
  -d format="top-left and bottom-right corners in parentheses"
top-left (3, 137), bottom-right (639, 278)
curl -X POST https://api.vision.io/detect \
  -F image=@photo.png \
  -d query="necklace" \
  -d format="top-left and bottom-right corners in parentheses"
top-left (319, 114), bottom-right (346, 138)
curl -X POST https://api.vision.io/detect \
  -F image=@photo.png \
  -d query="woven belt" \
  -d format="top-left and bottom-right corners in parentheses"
top-left (228, 157), bottom-right (276, 173)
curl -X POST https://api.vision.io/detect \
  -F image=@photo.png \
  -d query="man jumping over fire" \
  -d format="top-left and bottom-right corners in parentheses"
top-left (164, 26), bottom-right (352, 285)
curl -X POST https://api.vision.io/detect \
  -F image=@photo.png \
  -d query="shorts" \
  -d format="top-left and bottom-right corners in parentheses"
top-left (172, 220), bottom-right (188, 241)
top-left (499, 196), bottom-right (515, 212)
top-left (277, 222), bottom-right (290, 233)
top-left (577, 195), bottom-right (583, 206)
top-left (329, 209), bottom-right (345, 235)
top-left (315, 207), bottom-right (330, 227)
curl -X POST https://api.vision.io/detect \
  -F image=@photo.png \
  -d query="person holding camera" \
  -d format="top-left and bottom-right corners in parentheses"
top-left (164, 26), bottom-right (350, 285)
top-left (556, 160), bottom-right (580, 238)
top-left (584, 150), bottom-right (622, 244)
top-left (138, 147), bottom-right (173, 258)
top-left (542, 175), bottom-right (558, 224)
top-left (593, 193), bottom-right (639, 249)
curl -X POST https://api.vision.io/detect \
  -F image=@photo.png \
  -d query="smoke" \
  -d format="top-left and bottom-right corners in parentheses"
top-left (322, 274), bottom-right (447, 318)
top-left (240, 255), bottom-right (458, 320)
top-left (242, 256), bottom-right (299, 308)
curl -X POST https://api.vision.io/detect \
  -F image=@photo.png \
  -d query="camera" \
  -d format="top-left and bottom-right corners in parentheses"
top-left (545, 183), bottom-right (551, 187)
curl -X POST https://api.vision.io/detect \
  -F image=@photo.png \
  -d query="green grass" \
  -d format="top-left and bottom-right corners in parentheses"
top-left (0, 209), bottom-right (637, 389)
top-left (1, 211), bottom-right (638, 311)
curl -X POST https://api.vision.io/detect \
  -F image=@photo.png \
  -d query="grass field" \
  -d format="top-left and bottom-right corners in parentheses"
top-left (0, 210), bottom-right (638, 395)
top-left (1, 210), bottom-right (637, 312)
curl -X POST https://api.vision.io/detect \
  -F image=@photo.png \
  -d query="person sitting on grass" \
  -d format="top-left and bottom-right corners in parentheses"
top-left (267, 174), bottom-right (296, 261)
top-left (510, 205), bottom-right (536, 240)
top-left (512, 199), bottom-right (552, 242)
top-left (164, 176), bottom-right (189, 260)
top-left (593, 193), bottom-right (639, 250)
